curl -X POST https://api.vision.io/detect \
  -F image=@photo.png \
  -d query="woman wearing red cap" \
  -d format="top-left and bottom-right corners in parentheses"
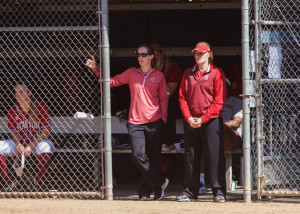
top-left (177, 42), bottom-right (227, 202)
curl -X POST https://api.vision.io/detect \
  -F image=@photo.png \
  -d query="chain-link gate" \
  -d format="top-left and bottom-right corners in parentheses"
top-left (249, 0), bottom-right (299, 196)
top-left (0, 1), bottom-right (105, 198)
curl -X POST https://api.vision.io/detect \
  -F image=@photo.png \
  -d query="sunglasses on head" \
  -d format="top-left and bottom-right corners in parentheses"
top-left (136, 53), bottom-right (150, 58)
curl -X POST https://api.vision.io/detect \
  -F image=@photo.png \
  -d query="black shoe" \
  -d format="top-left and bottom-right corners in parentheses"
top-left (176, 194), bottom-right (197, 202)
top-left (27, 176), bottom-right (39, 192)
top-left (2, 180), bottom-right (19, 192)
top-left (153, 178), bottom-right (169, 201)
top-left (214, 195), bottom-right (226, 203)
top-left (139, 195), bottom-right (151, 201)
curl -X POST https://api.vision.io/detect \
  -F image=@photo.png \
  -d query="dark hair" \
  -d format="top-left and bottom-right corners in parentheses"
top-left (151, 43), bottom-right (170, 73)
top-left (137, 43), bottom-right (157, 68)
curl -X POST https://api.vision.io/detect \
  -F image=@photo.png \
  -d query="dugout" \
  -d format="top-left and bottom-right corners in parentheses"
top-left (0, 0), bottom-right (244, 198)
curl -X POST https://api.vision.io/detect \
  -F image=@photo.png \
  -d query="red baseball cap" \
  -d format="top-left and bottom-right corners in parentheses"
top-left (192, 44), bottom-right (211, 53)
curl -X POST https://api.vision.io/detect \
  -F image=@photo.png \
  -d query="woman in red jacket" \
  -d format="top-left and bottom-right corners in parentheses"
top-left (177, 42), bottom-right (227, 203)
top-left (85, 43), bottom-right (169, 201)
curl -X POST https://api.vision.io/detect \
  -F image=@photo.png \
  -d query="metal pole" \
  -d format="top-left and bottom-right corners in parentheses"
top-left (254, 0), bottom-right (263, 197)
top-left (0, 26), bottom-right (98, 32)
top-left (99, 0), bottom-right (113, 200)
top-left (242, 0), bottom-right (252, 203)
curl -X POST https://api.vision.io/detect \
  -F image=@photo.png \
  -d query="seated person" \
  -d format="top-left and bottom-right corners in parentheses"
top-left (0, 83), bottom-right (55, 191)
top-left (223, 78), bottom-right (243, 150)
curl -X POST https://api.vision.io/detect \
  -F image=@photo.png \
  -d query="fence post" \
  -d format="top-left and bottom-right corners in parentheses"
top-left (254, 0), bottom-right (264, 197)
top-left (100, 0), bottom-right (113, 200)
top-left (242, 0), bottom-right (252, 203)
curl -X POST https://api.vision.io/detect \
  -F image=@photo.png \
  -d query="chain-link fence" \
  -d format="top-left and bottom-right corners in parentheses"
top-left (249, 0), bottom-right (299, 196)
top-left (0, 0), bottom-right (104, 198)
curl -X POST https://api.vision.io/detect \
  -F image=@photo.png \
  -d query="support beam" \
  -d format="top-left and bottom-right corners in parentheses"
top-left (0, 1), bottom-right (241, 12)
top-left (0, 46), bottom-right (242, 58)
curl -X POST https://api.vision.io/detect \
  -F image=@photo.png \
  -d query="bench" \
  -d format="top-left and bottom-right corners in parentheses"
top-left (0, 116), bottom-right (240, 191)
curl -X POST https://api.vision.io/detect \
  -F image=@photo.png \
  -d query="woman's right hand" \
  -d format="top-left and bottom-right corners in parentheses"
top-left (85, 55), bottom-right (97, 70)
top-left (16, 143), bottom-right (24, 156)
top-left (188, 117), bottom-right (202, 128)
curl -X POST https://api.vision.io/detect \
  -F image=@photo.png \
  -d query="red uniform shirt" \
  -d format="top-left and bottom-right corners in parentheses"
top-left (93, 66), bottom-right (168, 124)
top-left (162, 62), bottom-right (182, 98)
top-left (7, 102), bottom-right (52, 145)
top-left (178, 64), bottom-right (226, 123)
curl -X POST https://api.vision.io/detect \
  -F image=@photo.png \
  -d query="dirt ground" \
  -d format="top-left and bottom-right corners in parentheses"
top-left (1, 182), bottom-right (299, 214)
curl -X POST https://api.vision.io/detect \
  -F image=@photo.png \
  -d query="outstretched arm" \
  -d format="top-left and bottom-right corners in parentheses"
top-left (85, 55), bottom-right (101, 79)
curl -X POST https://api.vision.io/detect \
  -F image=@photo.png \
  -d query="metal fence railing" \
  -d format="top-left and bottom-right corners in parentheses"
top-left (0, 0), bottom-right (104, 198)
top-left (249, 0), bottom-right (299, 196)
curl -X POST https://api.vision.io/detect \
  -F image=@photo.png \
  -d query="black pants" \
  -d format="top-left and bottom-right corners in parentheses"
top-left (127, 119), bottom-right (165, 196)
top-left (181, 117), bottom-right (226, 198)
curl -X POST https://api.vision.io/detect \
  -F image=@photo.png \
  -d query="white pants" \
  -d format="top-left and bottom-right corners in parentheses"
top-left (0, 140), bottom-right (55, 157)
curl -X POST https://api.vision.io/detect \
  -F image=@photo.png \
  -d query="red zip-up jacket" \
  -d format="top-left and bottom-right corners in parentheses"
top-left (178, 64), bottom-right (226, 123)
top-left (92, 66), bottom-right (168, 124)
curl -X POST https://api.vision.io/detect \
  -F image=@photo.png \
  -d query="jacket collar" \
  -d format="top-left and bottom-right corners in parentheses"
top-left (191, 64), bottom-right (211, 74)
